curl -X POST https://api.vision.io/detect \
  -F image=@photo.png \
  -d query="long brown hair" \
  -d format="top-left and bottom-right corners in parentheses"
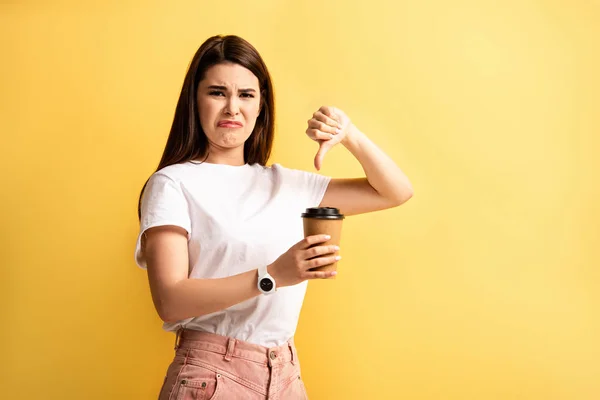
top-left (137, 35), bottom-right (275, 221)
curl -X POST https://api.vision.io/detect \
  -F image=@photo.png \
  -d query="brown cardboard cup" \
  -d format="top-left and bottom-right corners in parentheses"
top-left (301, 207), bottom-right (344, 279)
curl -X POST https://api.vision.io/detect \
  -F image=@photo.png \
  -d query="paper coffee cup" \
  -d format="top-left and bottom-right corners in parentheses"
top-left (301, 207), bottom-right (344, 279)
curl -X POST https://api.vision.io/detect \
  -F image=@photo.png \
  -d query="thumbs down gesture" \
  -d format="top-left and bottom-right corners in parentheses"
top-left (305, 106), bottom-right (352, 171)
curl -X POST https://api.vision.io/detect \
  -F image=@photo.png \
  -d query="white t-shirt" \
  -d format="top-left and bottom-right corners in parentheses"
top-left (134, 161), bottom-right (331, 347)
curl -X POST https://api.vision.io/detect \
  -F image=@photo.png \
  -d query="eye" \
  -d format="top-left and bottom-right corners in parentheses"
top-left (240, 93), bottom-right (255, 98)
top-left (209, 91), bottom-right (225, 97)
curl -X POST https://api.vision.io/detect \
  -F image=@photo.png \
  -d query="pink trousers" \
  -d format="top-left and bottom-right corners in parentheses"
top-left (158, 328), bottom-right (309, 400)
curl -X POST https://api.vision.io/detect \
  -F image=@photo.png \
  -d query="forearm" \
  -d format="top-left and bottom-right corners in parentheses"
top-left (342, 124), bottom-right (413, 203)
top-left (160, 269), bottom-right (261, 322)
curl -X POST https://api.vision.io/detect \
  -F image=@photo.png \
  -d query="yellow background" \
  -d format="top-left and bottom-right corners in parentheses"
top-left (2, 1), bottom-right (599, 399)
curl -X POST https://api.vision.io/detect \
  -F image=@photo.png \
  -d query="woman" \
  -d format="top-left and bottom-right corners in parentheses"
top-left (135, 35), bottom-right (413, 400)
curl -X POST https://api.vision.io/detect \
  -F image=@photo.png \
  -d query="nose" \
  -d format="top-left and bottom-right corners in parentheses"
top-left (224, 96), bottom-right (240, 116)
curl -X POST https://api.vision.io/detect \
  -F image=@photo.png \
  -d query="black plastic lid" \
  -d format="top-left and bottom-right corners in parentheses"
top-left (301, 207), bottom-right (344, 220)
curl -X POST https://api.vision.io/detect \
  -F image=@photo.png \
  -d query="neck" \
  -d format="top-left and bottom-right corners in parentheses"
top-left (200, 147), bottom-right (245, 166)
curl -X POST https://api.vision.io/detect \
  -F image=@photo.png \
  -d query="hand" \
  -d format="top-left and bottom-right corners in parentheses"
top-left (305, 106), bottom-right (352, 170)
top-left (267, 234), bottom-right (341, 287)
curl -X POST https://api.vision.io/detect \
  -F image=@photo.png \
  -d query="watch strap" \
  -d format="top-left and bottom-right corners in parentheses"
top-left (258, 264), bottom-right (268, 277)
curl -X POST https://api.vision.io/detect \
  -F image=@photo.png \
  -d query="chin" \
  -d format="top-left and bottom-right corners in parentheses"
top-left (221, 133), bottom-right (240, 145)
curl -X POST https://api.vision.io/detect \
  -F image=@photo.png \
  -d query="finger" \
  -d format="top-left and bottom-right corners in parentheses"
top-left (304, 244), bottom-right (340, 260)
top-left (299, 234), bottom-right (332, 249)
top-left (306, 255), bottom-right (342, 271)
top-left (318, 106), bottom-right (342, 127)
top-left (308, 119), bottom-right (340, 135)
top-left (313, 111), bottom-right (342, 129)
top-left (305, 270), bottom-right (338, 280)
top-left (318, 105), bottom-right (336, 119)
top-left (306, 128), bottom-right (334, 141)
top-left (314, 140), bottom-right (333, 170)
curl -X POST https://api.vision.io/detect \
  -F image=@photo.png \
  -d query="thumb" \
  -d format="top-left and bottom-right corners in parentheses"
top-left (314, 140), bottom-right (332, 170)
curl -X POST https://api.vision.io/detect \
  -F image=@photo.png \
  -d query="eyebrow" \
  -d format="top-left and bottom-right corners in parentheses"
top-left (207, 85), bottom-right (256, 93)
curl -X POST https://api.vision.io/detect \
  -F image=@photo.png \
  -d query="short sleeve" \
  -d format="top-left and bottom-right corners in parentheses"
top-left (274, 164), bottom-right (331, 209)
top-left (134, 173), bottom-right (192, 269)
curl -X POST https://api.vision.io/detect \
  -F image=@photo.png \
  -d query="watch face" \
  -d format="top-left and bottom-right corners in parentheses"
top-left (260, 278), bottom-right (274, 292)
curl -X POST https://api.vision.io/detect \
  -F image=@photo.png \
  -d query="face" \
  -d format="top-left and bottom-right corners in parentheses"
top-left (197, 62), bottom-right (262, 159)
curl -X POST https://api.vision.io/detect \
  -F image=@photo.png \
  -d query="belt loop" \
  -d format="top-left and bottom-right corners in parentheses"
top-left (288, 341), bottom-right (297, 366)
top-left (224, 337), bottom-right (236, 362)
top-left (174, 327), bottom-right (184, 351)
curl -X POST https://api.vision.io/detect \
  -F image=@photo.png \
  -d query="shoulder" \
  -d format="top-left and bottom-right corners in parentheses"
top-left (156, 162), bottom-right (193, 176)
top-left (260, 163), bottom-right (298, 181)
top-left (263, 163), bottom-right (330, 187)
top-left (266, 163), bottom-right (321, 178)
top-left (248, 162), bottom-right (289, 176)
top-left (265, 163), bottom-right (298, 175)
top-left (152, 162), bottom-right (196, 182)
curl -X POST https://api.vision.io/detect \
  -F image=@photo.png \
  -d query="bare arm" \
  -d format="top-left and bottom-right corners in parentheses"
top-left (308, 106), bottom-right (413, 216)
top-left (143, 225), bottom-right (261, 322)
top-left (143, 225), bottom-right (337, 323)
top-left (320, 125), bottom-right (413, 216)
